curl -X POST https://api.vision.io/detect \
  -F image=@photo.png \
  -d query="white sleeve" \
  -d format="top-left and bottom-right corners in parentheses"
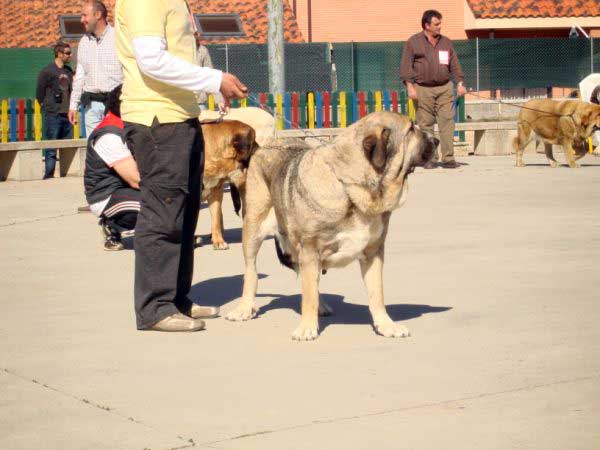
top-left (94, 134), bottom-right (133, 167)
top-left (132, 36), bottom-right (223, 94)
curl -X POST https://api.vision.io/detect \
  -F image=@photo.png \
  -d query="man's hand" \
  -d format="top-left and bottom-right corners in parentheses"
top-left (220, 73), bottom-right (248, 107)
top-left (68, 109), bottom-right (78, 125)
top-left (457, 83), bottom-right (467, 98)
top-left (406, 82), bottom-right (418, 101)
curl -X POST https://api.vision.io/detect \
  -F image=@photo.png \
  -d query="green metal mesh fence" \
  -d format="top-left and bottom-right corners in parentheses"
top-left (0, 38), bottom-right (598, 99)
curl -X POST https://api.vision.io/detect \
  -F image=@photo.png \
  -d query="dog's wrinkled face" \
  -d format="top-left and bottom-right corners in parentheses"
top-left (580, 104), bottom-right (600, 136)
top-left (360, 113), bottom-right (438, 175)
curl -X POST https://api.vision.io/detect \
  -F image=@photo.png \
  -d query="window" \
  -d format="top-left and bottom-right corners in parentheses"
top-left (59, 15), bottom-right (85, 39)
top-left (194, 14), bottom-right (246, 37)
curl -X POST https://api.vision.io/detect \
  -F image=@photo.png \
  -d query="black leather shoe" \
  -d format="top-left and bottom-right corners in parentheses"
top-left (441, 160), bottom-right (460, 169)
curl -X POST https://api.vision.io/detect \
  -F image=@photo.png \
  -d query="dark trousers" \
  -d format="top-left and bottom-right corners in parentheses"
top-left (43, 113), bottom-right (72, 179)
top-left (123, 118), bottom-right (204, 329)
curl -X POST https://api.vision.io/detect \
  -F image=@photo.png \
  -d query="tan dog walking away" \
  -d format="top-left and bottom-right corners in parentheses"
top-left (514, 99), bottom-right (600, 168)
top-left (225, 111), bottom-right (438, 340)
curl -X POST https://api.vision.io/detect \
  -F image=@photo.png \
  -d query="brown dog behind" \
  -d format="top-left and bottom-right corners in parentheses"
top-left (514, 99), bottom-right (600, 168)
top-left (201, 120), bottom-right (258, 249)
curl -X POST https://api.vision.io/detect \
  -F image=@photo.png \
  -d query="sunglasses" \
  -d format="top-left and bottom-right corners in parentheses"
top-left (62, 51), bottom-right (72, 55)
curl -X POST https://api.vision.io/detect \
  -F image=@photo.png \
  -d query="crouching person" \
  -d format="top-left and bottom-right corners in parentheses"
top-left (84, 85), bottom-right (141, 250)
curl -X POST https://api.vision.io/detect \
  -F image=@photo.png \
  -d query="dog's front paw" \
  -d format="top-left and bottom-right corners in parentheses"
top-left (225, 303), bottom-right (258, 321)
top-left (568, 162), bottom-right (581, 168)
top-left (374, 321), bottom-right (410, 338)
top-left (212, 239), bottom-right (229, 250)
top-left (515, 160), bottom-right (525, 167)
top-left (550, 160), bottom-right (561, 168)
top-left (292, 322), bottom-right (319, 341)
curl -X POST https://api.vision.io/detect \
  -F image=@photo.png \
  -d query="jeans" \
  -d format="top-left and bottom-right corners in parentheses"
top-left (84, 101), bottom-right (106, 136)
top-left (123, 118), bottom-right (204, 329)
top-left (43, 113), bottom-right (72, 179)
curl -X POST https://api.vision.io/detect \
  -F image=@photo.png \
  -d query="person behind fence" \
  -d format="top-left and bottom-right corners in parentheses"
top-left (116, 0), bottom-right (248, 332)
top-left (400, 9), bottom-right (467, 169)
top-left (195, 32), bottom-right (225, 111)
top-left (84, 84), bottom-right (141, 251)
top-left (35, 41), bottom-right (74, 179)
top-left (68, 0), bottom-right (124, 136)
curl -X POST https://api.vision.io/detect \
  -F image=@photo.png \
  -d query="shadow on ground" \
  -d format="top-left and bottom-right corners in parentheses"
top-left (189, 273), bottom-right (268, 307)
top-left (259, 293), bottom-right (451, 331)
top-left (194, 227), bottom-right (274, 248)
top-left (189, 275), bottom-right (451, 329)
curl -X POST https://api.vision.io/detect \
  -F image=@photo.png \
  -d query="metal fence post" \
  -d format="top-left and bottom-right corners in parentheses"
top-left (225, 43), bottom-right (229, 73)
top-left (351, 41), bottom-right (356, 92)
top-left (476, 37), bottom-right (480, 93)
top-left (591, 38), bottom-right (594, 74)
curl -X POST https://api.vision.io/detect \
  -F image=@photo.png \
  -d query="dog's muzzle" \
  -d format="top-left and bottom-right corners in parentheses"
top-left (421, 136), bottom-right (439, 163)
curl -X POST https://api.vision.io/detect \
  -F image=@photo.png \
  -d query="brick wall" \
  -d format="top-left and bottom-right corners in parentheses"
top-left (293, 0), bottom-right (468, 42)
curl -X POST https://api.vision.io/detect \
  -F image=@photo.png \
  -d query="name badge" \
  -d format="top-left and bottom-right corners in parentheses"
top-left (439, 50), bottom-right (449, 65)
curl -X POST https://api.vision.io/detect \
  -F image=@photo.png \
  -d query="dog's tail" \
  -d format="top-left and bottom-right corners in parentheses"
top-left (274, 234), bottom-right (297, 272)
top-left (230, 184), bottom-right (242, 216)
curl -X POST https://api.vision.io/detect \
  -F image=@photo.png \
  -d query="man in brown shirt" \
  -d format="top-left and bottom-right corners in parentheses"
top-left (400, 9), bottom-right (467, 169)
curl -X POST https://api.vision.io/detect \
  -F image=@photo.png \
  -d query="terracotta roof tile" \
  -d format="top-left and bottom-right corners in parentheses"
top-left (0, 0), bottom-right (303, 48)
top-left (467, 0), bottom-right (600, 19)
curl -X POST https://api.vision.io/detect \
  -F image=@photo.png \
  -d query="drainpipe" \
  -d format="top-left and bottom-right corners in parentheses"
top-left (307, 0), bottom-right (312, 42)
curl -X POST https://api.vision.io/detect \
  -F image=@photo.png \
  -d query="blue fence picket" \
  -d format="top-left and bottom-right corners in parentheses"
top-left (9, 98), bottom-right (17, 142)
top-left (315, 92), bottom-right (323, 128)
top-left (383, 91), bottom-right (391, 112)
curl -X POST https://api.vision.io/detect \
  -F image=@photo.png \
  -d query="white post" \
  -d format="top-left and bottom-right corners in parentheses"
top-left (267, 0), bottom-right (285, 95)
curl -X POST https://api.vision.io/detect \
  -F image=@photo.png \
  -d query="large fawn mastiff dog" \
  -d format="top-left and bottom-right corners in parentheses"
top-left (514, 99), bottom-right (600, 168)
top-left (226, 112), bottom-right (438, 340)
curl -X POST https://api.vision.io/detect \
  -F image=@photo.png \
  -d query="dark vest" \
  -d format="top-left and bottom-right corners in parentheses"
top-left (84, 113), bottom-right (128, 205)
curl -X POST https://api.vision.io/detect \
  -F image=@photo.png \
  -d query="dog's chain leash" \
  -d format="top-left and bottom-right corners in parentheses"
top-left (224, 94), bottom-right (334, 145)
top-left (216, 91), bottom-right (578, 141)
top-left (464, 90), bottom-right (576, 119)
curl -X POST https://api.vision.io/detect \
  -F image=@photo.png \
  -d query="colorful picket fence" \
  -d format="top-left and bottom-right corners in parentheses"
top-left (0, 92), bottom-right (466, 142)
top-left (0, 99), bottom-right (88, 143)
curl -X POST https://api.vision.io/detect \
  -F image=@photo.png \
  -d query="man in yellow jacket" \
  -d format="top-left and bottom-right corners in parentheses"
top-left (116, 0), bottom-right (247, 332)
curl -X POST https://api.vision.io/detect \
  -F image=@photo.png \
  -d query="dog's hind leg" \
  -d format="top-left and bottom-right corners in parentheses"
top-left (514, 121), bottom-right (530, 167)
top-left (544, 143), bottom-right (561, 168)
top-left (226, 172), bottom-right (274, 322)
top-left (360, 217), bottom-right (410, 338)
top-left (208, 181), bottom-right (229, 250)
top-left (292, 244), bottom-right (321, 341)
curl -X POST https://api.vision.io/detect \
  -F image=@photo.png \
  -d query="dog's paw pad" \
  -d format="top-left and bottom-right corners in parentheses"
top-left (225, 306), bottom-right (257, 322)
top-left (375, 323), bottom-right (410, 338)
top-left (291, 323), bottom-right (319, 341)
top-left (212, 241), bottom-right (229, 250)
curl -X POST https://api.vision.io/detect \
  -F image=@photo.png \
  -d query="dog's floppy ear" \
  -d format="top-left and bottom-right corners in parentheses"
top-left (233, 126), bottom-right (257, 160)
top-left (362, 127), bottom-right (391, 172)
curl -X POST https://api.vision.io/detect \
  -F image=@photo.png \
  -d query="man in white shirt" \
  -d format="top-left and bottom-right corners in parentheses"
top-left (68, 0), bottom-right (124, 136)
top-left (116, 0), bottom-right (247, 332)
top-left (84, 85), bottom-right (141, 251)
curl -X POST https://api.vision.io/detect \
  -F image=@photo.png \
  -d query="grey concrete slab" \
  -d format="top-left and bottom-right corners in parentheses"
top-left (1, 154), bottom-right (599, 449)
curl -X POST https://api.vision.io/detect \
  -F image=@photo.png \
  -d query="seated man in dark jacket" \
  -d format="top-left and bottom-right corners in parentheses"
top-left (84, 85), bottom-right (140, 250)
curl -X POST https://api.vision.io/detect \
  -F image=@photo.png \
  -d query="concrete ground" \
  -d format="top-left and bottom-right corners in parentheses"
top-left (1, 153), bottom-right (599, 450)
